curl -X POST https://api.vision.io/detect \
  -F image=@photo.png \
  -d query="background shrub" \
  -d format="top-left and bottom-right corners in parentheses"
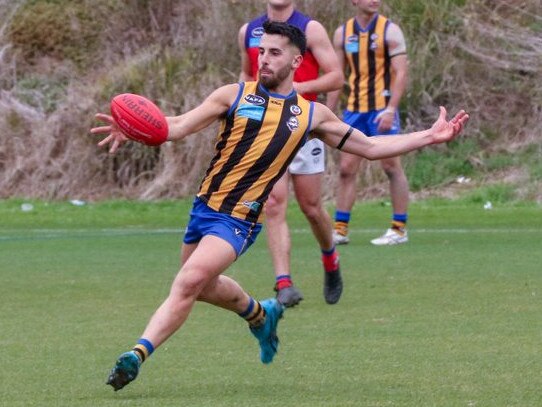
top-left (0, 0), bottom-right (540, 202)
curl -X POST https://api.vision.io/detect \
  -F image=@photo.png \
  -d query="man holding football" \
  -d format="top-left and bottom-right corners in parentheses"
top-left (92, 21), bottom-right (468, 391)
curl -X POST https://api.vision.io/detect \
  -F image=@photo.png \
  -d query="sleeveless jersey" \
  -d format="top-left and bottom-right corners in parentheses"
top-left (197, 81), bottom-right (314, 223)
top-left (342, 14), bottom-right (392, 112)
top-left (244, 10), bottom-right (320, 101)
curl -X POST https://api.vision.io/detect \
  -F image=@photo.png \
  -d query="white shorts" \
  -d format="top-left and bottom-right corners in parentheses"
top-left (288, 138), bottom-right (325, 175)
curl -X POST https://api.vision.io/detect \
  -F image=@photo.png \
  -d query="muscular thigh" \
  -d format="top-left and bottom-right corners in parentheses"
top-left (292, 173), bottom-right (323, 209)
top-left (181, 235), bottom-right (237, 278)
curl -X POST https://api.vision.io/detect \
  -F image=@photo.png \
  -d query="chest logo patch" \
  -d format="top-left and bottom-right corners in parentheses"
top-left (237, 104), bottom-right (265, 121)
top-left (287, 116), bottom-right (299, 132)
top-left (245, 94), bottom-right (265, 105)
top-left (290, 105), bottom-right (302, 115)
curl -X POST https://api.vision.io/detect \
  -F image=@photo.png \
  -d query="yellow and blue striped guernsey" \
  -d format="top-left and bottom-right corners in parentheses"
top-left (197, 81), bottom-right (313, 223)
top-left (343, 15), bottom-right (392, 113)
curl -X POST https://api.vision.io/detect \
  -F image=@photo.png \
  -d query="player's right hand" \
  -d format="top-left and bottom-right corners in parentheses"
top-left (90, 113), bottom-right (129, 154)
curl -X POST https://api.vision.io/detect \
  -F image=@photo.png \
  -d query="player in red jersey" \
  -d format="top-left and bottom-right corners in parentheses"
top-left (239, 0), bottom-right (345, 306)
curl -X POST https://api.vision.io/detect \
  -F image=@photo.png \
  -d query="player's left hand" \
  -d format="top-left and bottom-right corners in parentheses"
top-left (430, 107), bottom-right (469, 144)
top-left (90, 113), bottom-right (129, 154)
top-left (374, 109), bottom-right (395, 132)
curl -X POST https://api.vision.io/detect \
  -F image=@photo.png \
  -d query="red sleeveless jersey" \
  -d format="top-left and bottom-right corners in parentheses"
top-left (244, 11), bottom-right (320, 101)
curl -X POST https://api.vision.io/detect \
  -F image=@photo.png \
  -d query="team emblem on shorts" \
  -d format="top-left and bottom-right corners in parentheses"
top-left (311, 147), bottom-right (322, 156)
top-left (290, 105), bottom-right (302, 115)
top-left (286, 116), bottom-right (299, 131)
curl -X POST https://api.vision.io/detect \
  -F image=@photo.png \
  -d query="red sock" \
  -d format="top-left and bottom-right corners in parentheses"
top-left (322, 249), bottom-right (339, 273)
top-left (275, 274), bottom-right (293, 290)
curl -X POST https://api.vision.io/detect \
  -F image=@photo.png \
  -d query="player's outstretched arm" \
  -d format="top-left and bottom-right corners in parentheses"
top-left (166, 84), bottom-right (238, 141)
top-left (311, 103), bottom-right (469, 160)
top-left (90, 84), bottom-right (239, 154)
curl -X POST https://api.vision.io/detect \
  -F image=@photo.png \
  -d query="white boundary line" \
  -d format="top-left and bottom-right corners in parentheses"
top-left (0, 227), bottom-right (541, 242)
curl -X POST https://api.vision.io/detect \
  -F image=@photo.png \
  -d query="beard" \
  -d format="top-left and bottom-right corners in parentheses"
top-left (259, 64), bottom-right (292, 90)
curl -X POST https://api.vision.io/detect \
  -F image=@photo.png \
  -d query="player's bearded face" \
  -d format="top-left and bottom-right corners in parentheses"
top-left (259, 63), bottom-right (291, 89)
top-left (258, 34), bottom-right (299, 90)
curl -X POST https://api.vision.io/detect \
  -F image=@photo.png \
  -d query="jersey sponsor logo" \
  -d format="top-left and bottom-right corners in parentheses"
top-left (234, 228), bottom-right (242, 236)
top-left (370, 33), bottom-right (379, 40)
top-left (381, 89), bottom-right (391, 97)
top-left (370, 41), bottom-right (378, 51)
top-left (249, 27), bottom-right (264, 48)
top-left (244, 94), bottom-right (266, 105)
top-left (311, 147), bottom-right (322, 156)
top-left (347, 35), bottom-right (359, 43)
top-left (237, 104), bottom-right (265, 121)
top-left (251, 26), bottom-right (264, 38)
top-left (249, 37), bottom-right (261, 48)
top-left (345, 40), bottom-right (359, 53)
top-left (290, 105), bottom-right (302, 115)
top-left (242, 200), bottom-right (261, 212)
top-left (286, 116), bottom-right (299, 132)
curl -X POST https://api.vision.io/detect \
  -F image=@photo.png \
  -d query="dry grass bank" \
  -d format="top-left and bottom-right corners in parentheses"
top-left (0, 0), bottom-right (540, 201)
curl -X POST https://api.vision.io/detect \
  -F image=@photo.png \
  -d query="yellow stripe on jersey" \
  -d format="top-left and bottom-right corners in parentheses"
top-left (197, 81), bottom-right (312, 223)
top-left (344, 15), bottom-right (392, 113)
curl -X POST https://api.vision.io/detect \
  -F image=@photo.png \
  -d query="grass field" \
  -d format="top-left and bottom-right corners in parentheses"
top-left (1, 198), bottom-right (541, 407)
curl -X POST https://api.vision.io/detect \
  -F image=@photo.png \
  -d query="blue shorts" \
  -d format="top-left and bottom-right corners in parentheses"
top-left (183, 198), bottom-right (262, 257)
top-left (343, 109), bottom-right (401, 137)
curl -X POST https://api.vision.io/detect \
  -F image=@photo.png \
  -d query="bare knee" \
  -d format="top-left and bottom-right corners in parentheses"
top-left (299, 200), bottom-right (323, 225)
top-left (264, 194), bottom-right (286, 219)
top-left (339, 156), bottom-right (361, 182)
top-left (170, 268), bottom-right (210, 303)
top-left (340, 165), bottom-right (357, 180)
top-left (381, 159), bottom-right (405, 180)
top-left (265, 174), bottom-right (288, 219)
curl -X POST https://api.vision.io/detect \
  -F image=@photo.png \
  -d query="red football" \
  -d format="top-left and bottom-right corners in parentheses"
top-left (110, 93), bottom-right (168, 146)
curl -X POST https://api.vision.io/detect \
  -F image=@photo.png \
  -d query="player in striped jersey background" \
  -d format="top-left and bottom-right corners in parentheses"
top-left (328, 0), bottom-right (410, 246)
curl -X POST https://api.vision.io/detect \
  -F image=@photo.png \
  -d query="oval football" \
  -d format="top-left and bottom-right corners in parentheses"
top-left (110, 94), bottom-right (168, 146)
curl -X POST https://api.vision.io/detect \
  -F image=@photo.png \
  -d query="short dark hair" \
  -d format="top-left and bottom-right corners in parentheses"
top-left (262, 20), bottom-right (307, 55)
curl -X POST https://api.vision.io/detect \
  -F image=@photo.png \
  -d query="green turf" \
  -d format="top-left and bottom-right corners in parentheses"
top-left (1, 199), bottom-right (541, 406)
